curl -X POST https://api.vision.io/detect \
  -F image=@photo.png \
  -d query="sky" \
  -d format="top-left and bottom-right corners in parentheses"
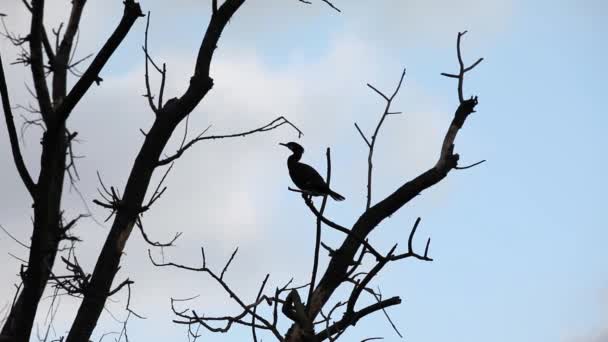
top-left (0, 0), bottom-right (607, 341)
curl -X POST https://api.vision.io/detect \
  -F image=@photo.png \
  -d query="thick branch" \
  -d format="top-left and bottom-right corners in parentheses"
top-left (174, 0), bottom-right (246, 119)
top-left (0, 53), bottom-right (36, 196)
top-left (29, 0), bottom-right (53, 119)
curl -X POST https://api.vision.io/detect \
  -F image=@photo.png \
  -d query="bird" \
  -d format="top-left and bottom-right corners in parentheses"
top-left (279, 142), bottom-right (345, 201)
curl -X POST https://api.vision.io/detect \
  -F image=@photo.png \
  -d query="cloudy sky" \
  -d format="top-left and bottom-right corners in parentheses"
top-left (0, 0), bottom-right (607, 341)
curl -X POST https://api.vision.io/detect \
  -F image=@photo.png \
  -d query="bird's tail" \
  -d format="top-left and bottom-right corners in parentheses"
top-left (328, 189), bottom-right (345, 201)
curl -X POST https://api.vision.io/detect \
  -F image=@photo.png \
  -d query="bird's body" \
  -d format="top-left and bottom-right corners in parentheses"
top-left (280, 142), bottom-right (345, 201)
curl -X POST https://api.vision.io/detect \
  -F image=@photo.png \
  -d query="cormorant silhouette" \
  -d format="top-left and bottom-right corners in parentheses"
top-left (280, 142), bottom-right (345, 201)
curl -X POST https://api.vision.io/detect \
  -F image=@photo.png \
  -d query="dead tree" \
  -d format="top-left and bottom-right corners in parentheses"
top-left (153, 31), bottom-right (484, 341)
top-left (0, 0), bottom-right (351, 340)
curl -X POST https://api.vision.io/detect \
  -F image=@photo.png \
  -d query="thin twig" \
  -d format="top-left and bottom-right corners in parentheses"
top-left (0, 224), bottom-right (30, 249)
top-left (455, 159), bottom-right (486, 170)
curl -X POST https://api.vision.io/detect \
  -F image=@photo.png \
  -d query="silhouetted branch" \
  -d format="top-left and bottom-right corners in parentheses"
top-left (374, 287), bottom-right (402, 338)
top-left (142, 161), bottom-right (174, 212)
top-left (301, 34), bottom-right (483, 337)
top-left (455, 159), bottom-right (486, 170)
top-left (440, 31), bottom-right (484, 103)
top-left (320, 0), bottom-right (341, 12)
top-left (55, 0), bottom-right (144, 126)
top-left (28, 0), bottom-right (53, 119)
top-left (359, 68), bottom-right (406, 210)
top-left (143, 12), bottom-right (158, 114)
top-left (0, 225), bottom-right (30, 249)
top-left (345, 245), bottom-right (396, 316)
top-left (149, 249), bottom-right (283, 340)
top-left (51, 0), bottom-right (87, 107)
top-left (48, 247), bottom-right (90, 297)
top-left (307, 148), bottom-right (331, 312)
top-left (390, 217), bottom-right (433, 262)
top-left (302, 196), bottom-right (384, 260)
top-left (60, 214), bottom-right (88, 241)
top-left (0, 52), bottom-right (37, 197)
top-left (316, 297), bottom-right (401, 341)
top-left (252, 274), bottom-right (270, 342)
top-left (157, 116), bottom-right (302, 166)
top-left (354, 123), bottom-right (371, 147)
top-left (136, 217), bottom-right (182, 247)
top-left (296, 0), bottom-right (341, 12)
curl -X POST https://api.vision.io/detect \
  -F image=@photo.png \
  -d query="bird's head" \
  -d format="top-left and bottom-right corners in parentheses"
top-left (279, 141), bottom-right (304, 155)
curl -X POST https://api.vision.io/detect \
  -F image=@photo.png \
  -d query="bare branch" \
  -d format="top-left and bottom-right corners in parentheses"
top-left (149, 249), bottom-right (283, 340)
top-left (307, 148), bottom-right (331, 313)
top-left (220, 247), bottom-right (238, 280)
top-left (366, 83), bottom-right (389, 101)
top-left (55, 0), bottom-right (143, 126)
top-left (374, 287), bottom-right (402, 338)
top-left (362, 68), bottom-right (406, 210)
top-left (158, 63), bottom-right (166, 109)
top-left (305, 33), bottom-right (483, 327)
top-left (52, 0), bottom-right (87, 105)
top-left (316, 297), bottom-right (401, 341)
top-left (390, 217), bottom-right (433, 262)
top-left (0, 225), bottom-right (30, 249)
top-left (143, 12), bottom-right (158, 114)
top-left (455, 159), bottom-right (486, 170)
top-left (354, 122), bottom-right (370, 147)
top-left (441, 31), bottom-right (484, 104)
top-left (346, 245), bottom-right (396, 316)
top-left (297, 0), bottom-right (341, 12)
top-left (464, 57), bottom-right (484, 73)
top-left (302, 192), bottom-right (384, 261)
top-left (251, 274), bottom-right (269, 342)
top-left (0, 52), bottom-right (37, 196)
top-left (174, 0), bottom-right (247, 118)
top-left (136, 218), bottom-right (182, 248)
top-left (157, 116), bottom-right (302, 166)
top-left (28, 0), bottom-right (53, 119)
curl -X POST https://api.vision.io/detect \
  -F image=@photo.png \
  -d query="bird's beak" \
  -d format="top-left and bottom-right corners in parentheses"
top-left (279, 143), bottom-right (288, 147)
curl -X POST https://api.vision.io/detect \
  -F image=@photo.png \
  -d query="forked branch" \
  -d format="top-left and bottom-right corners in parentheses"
top-left (302, 33), bottom-right (484, 331)
top-left (149, 248), bottom-right (284, 340)
top-left (55, 0), bottom-right (144, 126)
top-left (356, 68), bottom-right (406, 210)
top-left (440, 30), bottom-right (484, 103)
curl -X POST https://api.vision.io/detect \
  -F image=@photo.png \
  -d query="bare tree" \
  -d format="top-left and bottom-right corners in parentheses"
top-left (0, 0), bottom-right (339, 340)
top-left (152, 31), bottom-right (485, 341)
top-left (0, 0), bottom-right (483, 341)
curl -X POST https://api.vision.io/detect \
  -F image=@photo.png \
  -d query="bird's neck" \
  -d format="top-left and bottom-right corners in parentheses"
top-left (287, 152), bottom-right (302, 164)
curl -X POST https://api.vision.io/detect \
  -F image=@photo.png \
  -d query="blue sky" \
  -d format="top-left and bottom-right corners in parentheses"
top-left (0, 0), bottom-right (607, 341)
